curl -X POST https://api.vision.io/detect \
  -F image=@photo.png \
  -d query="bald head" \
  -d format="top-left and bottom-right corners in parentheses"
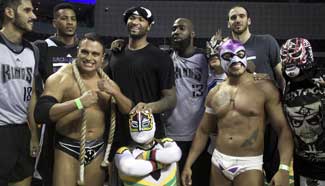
top-left (171, 17), bottom-right (195, 52)
top-left (173, 18), bottom-right (194, 32)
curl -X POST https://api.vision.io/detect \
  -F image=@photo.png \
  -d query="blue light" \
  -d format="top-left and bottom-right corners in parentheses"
top-left (64, 0), bottom-right (96, 5)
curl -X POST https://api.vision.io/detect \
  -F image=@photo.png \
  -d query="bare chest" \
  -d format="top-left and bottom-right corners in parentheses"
top-left (211, 84), bottom-right (265, 118)
top-left (63, 78), bottom-right (100, 101)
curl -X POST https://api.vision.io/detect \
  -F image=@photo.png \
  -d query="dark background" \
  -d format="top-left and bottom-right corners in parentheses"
top-left (29, 0), bottom-right (324, 65)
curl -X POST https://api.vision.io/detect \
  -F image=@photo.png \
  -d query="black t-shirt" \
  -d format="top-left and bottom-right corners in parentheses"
top-left (106, 43), bottom-right (175, 146)
top-left (34, 36), bottom-right (78, 82)
top-left (284, 69), bottom-right (325, 179)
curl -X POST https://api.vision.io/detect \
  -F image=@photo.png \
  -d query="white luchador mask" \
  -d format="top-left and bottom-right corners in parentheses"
top-left (129, 110), bottom-right (156, 144)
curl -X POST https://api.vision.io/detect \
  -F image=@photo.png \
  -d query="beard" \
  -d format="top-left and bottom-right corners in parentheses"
top-left (13, 13), bottom-right (32, 33)
top-left (232, 23), bottom-right (248, 35)
top-left (171, 36), bottom-right (191, 50)
top-left (128, 26), bottom-right (147, 40)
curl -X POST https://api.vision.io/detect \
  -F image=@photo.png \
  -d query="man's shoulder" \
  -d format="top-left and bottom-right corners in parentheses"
top-left (253, 34), bottom-right (275, 40)
top-left (144, 44), bottom-right (170, 56)
top-left (253, 78), bottom-right (279, 95)
top-left (207, 82), bottom-right (223, 98)
top-left (253, 34), bottom-right (277, 44)
top-left (46, 64), bottom-right (73, 84)
top-left (33, 39), bottom-right (47, 45)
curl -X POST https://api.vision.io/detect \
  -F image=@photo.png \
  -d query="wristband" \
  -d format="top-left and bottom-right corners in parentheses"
top-left (74, 98), bottom-right (84, 110)
top-left (279, 164), bottom-right (289, 171)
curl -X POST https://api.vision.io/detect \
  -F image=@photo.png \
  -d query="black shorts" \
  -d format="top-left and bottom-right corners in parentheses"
top-left (0, 124), bottom-right (35, 183)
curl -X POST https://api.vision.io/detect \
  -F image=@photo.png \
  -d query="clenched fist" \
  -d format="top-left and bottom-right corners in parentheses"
top-left (79, 90), bottom-right (98, 108)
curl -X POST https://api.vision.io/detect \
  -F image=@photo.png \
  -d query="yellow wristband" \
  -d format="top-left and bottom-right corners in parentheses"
top-left (74, 98), bottom-right (84, 110)
top-left (279, 164), bottom-right (289, 171)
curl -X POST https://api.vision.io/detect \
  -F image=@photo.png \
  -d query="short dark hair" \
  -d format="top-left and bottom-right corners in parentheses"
top-left (53, 2), bottom-right (75, 19)
top-left (0, 0), bottom-right (22, 25)
top-left (228, 5), bottom-right (250, 20)
top-left (79, 32), bottom-right (105, 53)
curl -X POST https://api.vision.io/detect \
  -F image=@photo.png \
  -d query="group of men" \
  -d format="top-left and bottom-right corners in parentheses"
top-left (0, 0), bottom-right (324, 186)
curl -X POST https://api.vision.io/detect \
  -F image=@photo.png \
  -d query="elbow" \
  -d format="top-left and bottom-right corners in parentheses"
top-left (34, 102), bottom-right (49, 123)
top-left (168, 94), bottom-right (177, 110)
top-left (171, 96), bottom-right (177, 109)
top-left (159, 146), bottom-right (182, 164)
top-left (34, 96), bottom-right (58, 124)
top-left (173, 146), bottom-right (182, 162)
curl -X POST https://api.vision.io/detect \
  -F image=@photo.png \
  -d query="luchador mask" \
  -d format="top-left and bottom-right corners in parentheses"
top-left (280, 38), bottom-right (314, 78)
top-left (286, 101), bottom-right (323, 144)
top-left (219, 39), bottom-right (247, 74)
top-left (129, 110), bottom-right (156, 144)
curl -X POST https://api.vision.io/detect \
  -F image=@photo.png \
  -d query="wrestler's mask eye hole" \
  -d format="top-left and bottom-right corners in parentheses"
top-left (306, 115), bottom-right (321, 126)
top-left (236, 50), bottom-right (246, 58)
top-left (221, 52), bottom-right (234, 61)
top-left (291, 118), bottom-right (303, 128)
top-left (280, 54), bottom-right (287, 61)
top-left (131, 121), bottom-right (139, 128)
top-left (290, 49), bottom-right (303, 58)
top-left (141, 119), bottom-right (150, 128)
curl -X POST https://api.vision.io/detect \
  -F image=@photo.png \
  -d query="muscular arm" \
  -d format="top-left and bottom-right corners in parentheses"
top-left (35, 68), bottom-right (92, 124)
top-left (42, 73), bottom-right (80, 122)
top-left (274, 63), bottom-right (285, 91)
top-left (184, 88), bottom-right (218, 168)
top-left (133, 87), bottom-right (176, 113)
top-left (98, 79), bottom-right (133, 114)
top-left (113, 90), bottom-right (133, 114)
top-left (115, 147), bottom-right (164, 177)
top-left (184, 112), bottom-right (216, 168)
top-left (263, 80), bottom-right (293, 166)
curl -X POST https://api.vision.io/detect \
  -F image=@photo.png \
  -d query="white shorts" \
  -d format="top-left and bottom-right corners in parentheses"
top-left (211, 148), bottom-right (263, 180)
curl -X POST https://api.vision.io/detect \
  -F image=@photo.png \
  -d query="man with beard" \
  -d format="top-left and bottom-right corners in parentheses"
top-left (181, 39), bottom-right (293, 186)
top-left (281, 38), bottom-right (325, 186)
top-left (165, 18), bottom-right (210, 186)
top-left (0, 0), bottom-right (38, 185)
top-left (106, 6), bottom-right (176, 154)
top-left (106, 7), bottom-right (176, 185)
top-left (227, 6), bottom-right (286, 181)
top-left (32, 3), bottom-right (79, 186)
top-left (227, 6), bottom-right (284, 88)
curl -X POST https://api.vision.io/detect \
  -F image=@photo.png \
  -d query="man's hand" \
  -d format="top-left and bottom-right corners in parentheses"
top-left (97, 79), bottom-right (121, 96)
top-left (270, 170), bottom-right (289, 186)
top-left (206, 29), bottom-right (223, 58)
top-left (30, 134), bottom-right (40, 158)
top-left (79, 90), bottom-right (98, 108)
top-left (181, 166), bottom-right (193, 186)
top-left (110, 39), bottom-right (126, 54)
top-left (130, 102), bottom-right (152, 113)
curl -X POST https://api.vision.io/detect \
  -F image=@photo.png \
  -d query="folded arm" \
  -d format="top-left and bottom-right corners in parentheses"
top-left (115, 147), bottom-right (164, 177)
